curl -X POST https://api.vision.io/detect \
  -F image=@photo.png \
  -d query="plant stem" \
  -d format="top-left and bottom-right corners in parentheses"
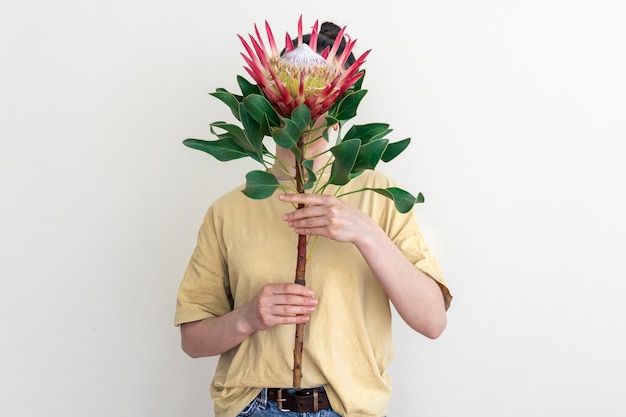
top-left (292, 138), bottom-right (307, 390)
top-left (292, 235), bottom-right (306, 389)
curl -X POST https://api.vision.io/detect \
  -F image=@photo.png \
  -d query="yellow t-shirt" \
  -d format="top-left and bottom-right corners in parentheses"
top-left (175, 169), bottom-right (452, 417)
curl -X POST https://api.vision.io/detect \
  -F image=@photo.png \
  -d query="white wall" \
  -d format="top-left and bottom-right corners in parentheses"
top-left (2, 1), bottom-right (624, 416)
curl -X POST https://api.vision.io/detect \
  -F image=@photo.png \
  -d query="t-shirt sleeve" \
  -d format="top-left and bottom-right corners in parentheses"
top-left (174, 206), bottom-right (234, 326)
top-left (390, 210), bottom-right (453, 311)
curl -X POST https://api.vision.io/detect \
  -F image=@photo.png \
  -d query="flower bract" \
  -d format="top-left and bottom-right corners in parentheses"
top-left (238, 16), bottom-right (370, 121)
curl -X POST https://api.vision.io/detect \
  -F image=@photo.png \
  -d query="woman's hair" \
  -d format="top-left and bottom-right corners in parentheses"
top-left (288, 21), bottom-right (356, 68)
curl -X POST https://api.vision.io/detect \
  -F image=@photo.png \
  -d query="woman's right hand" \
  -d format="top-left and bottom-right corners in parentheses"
top-left (181, 283), bottom-right (317, 358)
top-left (241, 283), bottom-right (318, 332)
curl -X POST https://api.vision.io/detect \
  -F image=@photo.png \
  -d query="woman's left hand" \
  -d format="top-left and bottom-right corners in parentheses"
top-left (280, 192), bottom-right (447, 338)
top-left (279, 193), bottom-right (378, 244)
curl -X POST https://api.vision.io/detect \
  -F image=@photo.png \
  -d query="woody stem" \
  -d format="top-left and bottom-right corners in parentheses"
top-left (292, 137), bottom-right (307, 390)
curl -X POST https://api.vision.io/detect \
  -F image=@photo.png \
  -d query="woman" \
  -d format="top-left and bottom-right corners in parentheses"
top-left (175, 21), bottom-right (452, 417)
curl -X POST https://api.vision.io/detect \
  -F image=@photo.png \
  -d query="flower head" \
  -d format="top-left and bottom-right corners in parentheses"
top-left (238, 16), bottom-right (370, 121)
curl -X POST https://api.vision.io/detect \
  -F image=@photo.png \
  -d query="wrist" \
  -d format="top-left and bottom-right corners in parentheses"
top-left (233, 305), bottom-right (256, 337)
top-left (354, 222), bottom-right (387, 252)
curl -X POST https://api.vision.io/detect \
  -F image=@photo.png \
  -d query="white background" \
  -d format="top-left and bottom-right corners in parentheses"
top-left (2, 1), bottom-right (625, 416)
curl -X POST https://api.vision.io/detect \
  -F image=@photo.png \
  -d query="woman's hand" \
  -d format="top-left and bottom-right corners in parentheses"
top-left (181, 283), bottom-right (317, 358)
top-left (240, 283), bottom-right (317, 332)
top-left (279, 193), bottom-right (378, 245)
top-left (278, 192), bottom-right (447, 339)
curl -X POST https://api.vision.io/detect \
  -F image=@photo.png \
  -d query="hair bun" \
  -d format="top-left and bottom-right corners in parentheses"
top-left (319, 22), bottom-right (342, 41)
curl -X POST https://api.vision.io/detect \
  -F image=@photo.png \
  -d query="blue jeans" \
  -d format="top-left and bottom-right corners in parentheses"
top-left (236, 388), bottom-right (342, 417)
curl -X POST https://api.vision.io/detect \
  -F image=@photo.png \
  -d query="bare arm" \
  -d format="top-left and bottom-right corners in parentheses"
top-left (180, 283), bottom-right (317, 358)
top-left (279, 193), bottom-right (447, 339)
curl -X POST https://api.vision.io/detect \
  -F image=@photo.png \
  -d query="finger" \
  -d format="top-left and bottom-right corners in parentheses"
top-left (266, 282), bottom-right (315, 297)
top-left (255, 305), bottom-right (312, 329)
top-left (270, 302), bottom-right (317, 316)
top-left (290, 225), bottom-right (334, 238)
top-left (278, 193), bottom-right (332, 206)
top-left (261, 294), bottom-right (317, 309)
top-left (272, 314), bottom-right (311, 326)
top-left (284, 204), bottom-right (338, 225)
top-left (287, 217), bottom-right (329, 231)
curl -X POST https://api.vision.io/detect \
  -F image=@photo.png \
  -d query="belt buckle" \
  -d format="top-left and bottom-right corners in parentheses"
top-left (275, 389), bottom-right (290, 412)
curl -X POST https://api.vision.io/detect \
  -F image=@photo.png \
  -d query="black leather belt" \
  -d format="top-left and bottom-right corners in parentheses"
top-left (266, 387), bottom-right (331, 413)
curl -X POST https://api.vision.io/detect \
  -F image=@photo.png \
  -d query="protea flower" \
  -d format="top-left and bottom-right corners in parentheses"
top-left (238, 15), bottom-right (370, 121)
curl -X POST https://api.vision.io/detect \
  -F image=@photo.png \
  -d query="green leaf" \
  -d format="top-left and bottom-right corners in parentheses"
top-left (328, 139), bottom-right (360, 185)
top-left (242, 94), bottom-right (281, 127)
top-left (210, 121), bottom-right (264, 164)
top-left (381, 138), bottom-right (411, 162)
top-left (301, 159), bottom-right (317, 190)
top-left (210, 122), bottom-right (254, 151)
top-left (352, 70), bottom-right (366, 91)
top-left (239, 104), bottom-right (264, 154)
top-left (333, 89), bottom-right (368, 122)
top-left (352, 139), bottom-right (389, 172)
top-left (183, 138), bottom-right (248, 161)
top-left (210, 90), bottom-right (241, 121)
top-left (321, 115), bottom-right (340, 142)
top-left (216, 87), bottom-right (243, 100)
top-left (365, 187), bottom-right (423, 214)
top-left (324, 115), bottom-right (339, 126)
top-left (272, 118), bottom-right (302, 149)
top-left (242, 170), bottom-right (280, 199)
top-left (291, 104), bottom-right (311, 131)
top-left (343, 123), bottom-right (391, 143)
top-left (237, 75), bottom-right (262, 97)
